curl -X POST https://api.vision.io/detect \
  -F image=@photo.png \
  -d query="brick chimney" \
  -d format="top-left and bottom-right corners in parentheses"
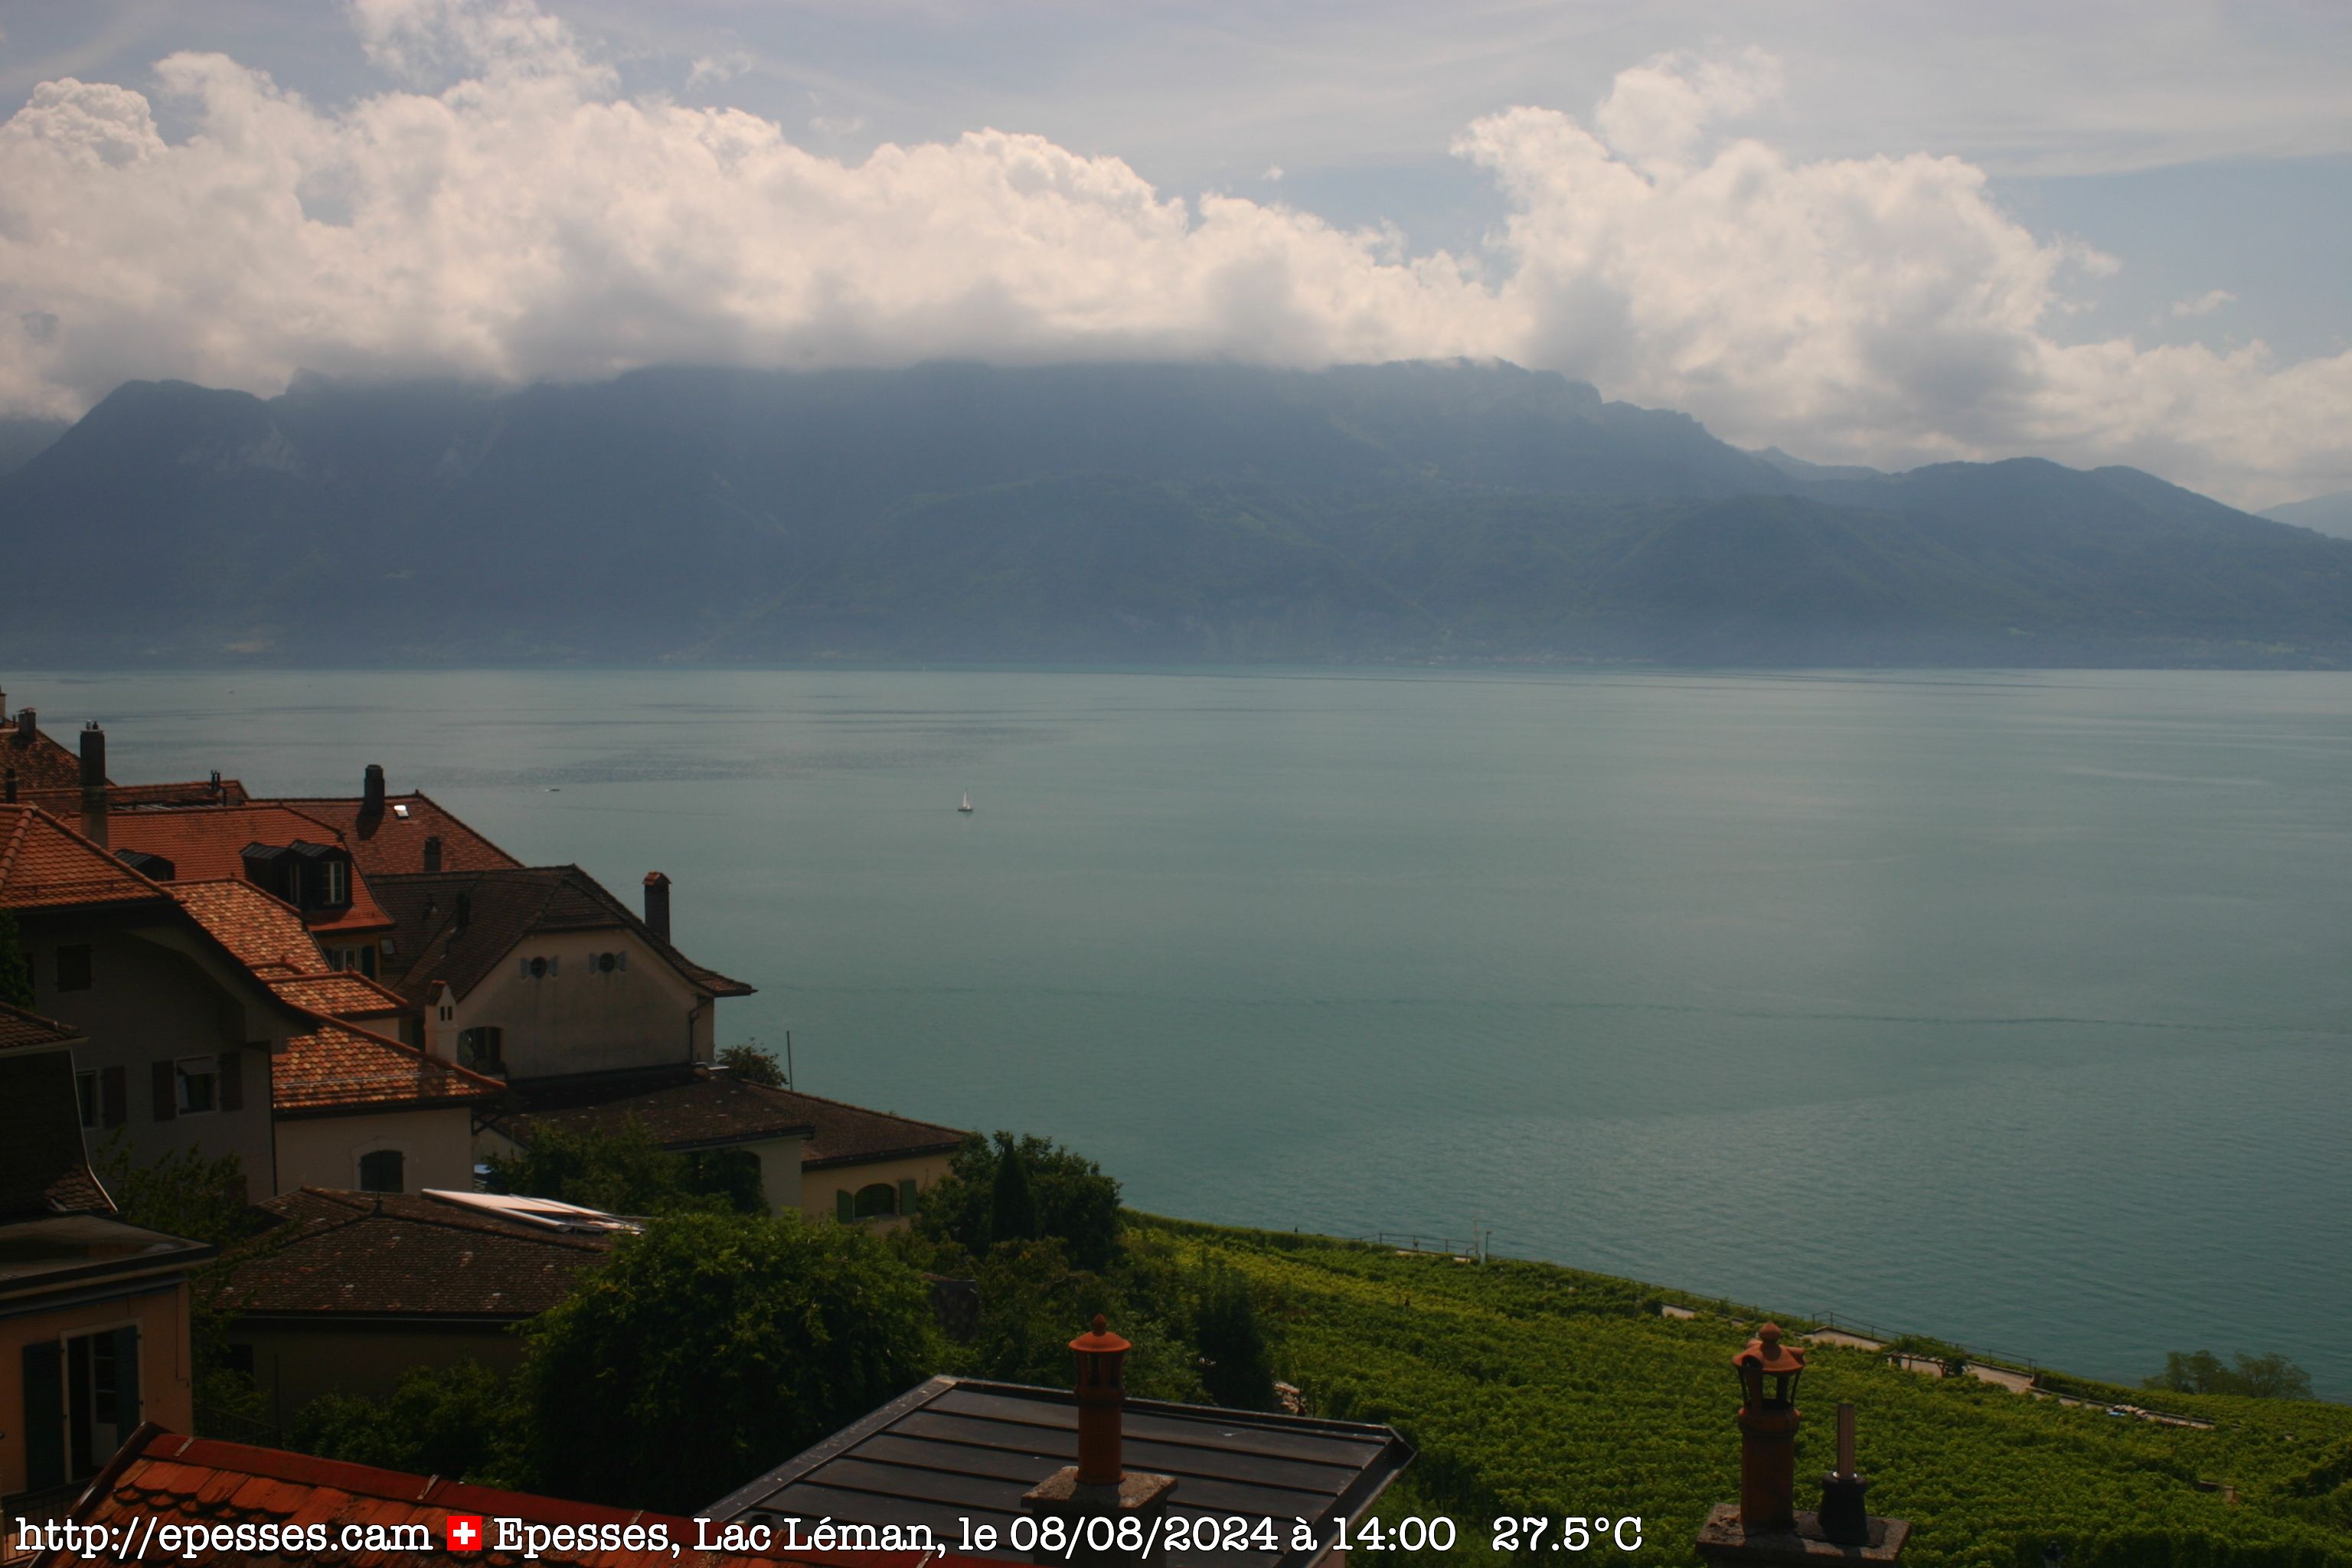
top-left (1019, 1315), bottom-right (1176, 1566)
top-left (452, 892), bottom-right (472, 936)
top-left (423, 835), bottom-right (443, 873)
top-left (362, 763), bottom-right (387, 818)
top-left (11, 707), bottom-right (34, 749)
top-left (79, 723), bottom-right (108, 848)
top-left (643, 871), bottom-right (671, 942)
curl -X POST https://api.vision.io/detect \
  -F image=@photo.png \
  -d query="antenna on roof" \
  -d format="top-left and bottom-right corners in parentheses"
top-left (785, 1030), bottom-right (794, 1091)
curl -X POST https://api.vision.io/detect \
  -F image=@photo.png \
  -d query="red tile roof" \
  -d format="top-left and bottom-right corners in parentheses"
top-left (275, 1014), bottom-right (501, 1116)
top-left (494, 1070), bottom-right (965, 1170)
top-left (167, 879), bottom-right (328, 976)
top-left (268, 791), bottom-right (522, 877)
top-left (109, 804), bottom-right (394, 934)
top-left (270, 970), bottom-right (416, 1021)
top-left (15, 778), bottom-right (250, 815)
top-left (374, 867), bottom-right (753, 1004)
top-left (0, 805), bottom-right (172, 911)
top-left (0, 998), bottom-right (83, 1054)
top-left (0, 716), bottom-right (87, 792)
top-left (217, 1189), bottom-right (614, 1318)
top-left (44, 1426), bottom-right (969, 1567)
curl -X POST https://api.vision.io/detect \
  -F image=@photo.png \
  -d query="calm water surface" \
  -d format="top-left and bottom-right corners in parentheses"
top-left (31, 667), bottom-right (2352, 1397)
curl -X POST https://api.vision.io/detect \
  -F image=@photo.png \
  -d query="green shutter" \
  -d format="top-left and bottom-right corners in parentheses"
top-left (22, 1340), bottom-right (64, 1491)
top-left (898, 1178), bottom-right (919, 1215)
top-left (835, 1189), bottom-right (853, 1223)
top-left (114, 1325), bottom-right (141, 1435)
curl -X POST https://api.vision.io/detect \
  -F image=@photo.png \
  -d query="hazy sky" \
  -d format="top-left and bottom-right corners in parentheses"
top-left (2, 0), bottom-right (2346, 506)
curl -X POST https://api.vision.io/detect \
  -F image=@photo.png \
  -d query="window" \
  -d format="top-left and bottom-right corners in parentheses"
top-left (852, 1182), bottom-right (898, 1219)
top-left (458, 1027), bottom-right (504, 1070)
top-left (593, 950), bottom-right (626, 974)
top-left (55, 943), bottom-right (93, 991)
top-left (175, 1057), bottom-right (218, 1115)
top-left (522, 954), bottom-right (559, 978)
top-left (320, 858), bottom-right (350, 906)
top-left (76, 1070), bottom-right (100, 1129)
top-left (358, 1148), bottom-right (405, 1194)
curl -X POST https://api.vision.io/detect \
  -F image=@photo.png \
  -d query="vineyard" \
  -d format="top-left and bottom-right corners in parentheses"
top-left (1136, 1217), bottom-right (2352, 1568)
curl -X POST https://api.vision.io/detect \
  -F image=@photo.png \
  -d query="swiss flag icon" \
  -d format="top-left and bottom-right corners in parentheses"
top-left (446, 1515), bottom-right (485, 1553)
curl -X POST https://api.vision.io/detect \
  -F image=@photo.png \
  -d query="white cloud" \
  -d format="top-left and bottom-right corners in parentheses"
top-left (0, 3), bottom-right (2344, 508)
top-left (2169, 288), bottom-right (2236, 318)
top-left (1263, 165), bottom-right (1283, 183)
top-left (688, 51), bottom-right (753, 88)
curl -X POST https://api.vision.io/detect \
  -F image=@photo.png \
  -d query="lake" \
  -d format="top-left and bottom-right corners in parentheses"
top-left (28, 665), bottom-right (2352, 1398)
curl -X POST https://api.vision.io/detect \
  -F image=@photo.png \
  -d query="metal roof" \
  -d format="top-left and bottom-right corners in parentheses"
top-left (705, 1377), bottom-right (1414, 1568)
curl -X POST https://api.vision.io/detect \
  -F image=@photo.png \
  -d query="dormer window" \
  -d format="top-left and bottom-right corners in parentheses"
top-left (322, 858), bottom-right (349, 906)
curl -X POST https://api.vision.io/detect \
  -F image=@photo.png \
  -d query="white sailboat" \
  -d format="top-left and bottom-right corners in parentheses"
top-left (958, 790), bottom-right (975, 814)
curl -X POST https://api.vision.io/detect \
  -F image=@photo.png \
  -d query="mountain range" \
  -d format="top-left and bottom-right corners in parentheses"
top-left (2, 360), bottom-right (2347, 668)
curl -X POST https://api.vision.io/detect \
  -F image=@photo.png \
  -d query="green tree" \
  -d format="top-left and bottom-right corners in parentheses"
top-left (485, 1120), bottom-right (761, 1216)
top-left (0, 910), bottom-right (32, 1009)
top-left (920, 1132), bottom-right (1122, 1271)
top-left (2146, 1349), bottom-right (2314, 1400)
top-left (1192, 1263), bottom-right (1276, 1411)
top-left (521, 1211), bottom-right (936, 1514)
top-left (717, 1042), bottom-right (785, 1088)
top-left (93, 1135), bottom-right (260, 1250)
top-left (288, 1361), bottom-right (526, 1485)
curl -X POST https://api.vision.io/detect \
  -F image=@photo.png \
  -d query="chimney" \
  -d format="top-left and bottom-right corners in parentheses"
top-left (423, 835), bottom-right (443, 873)
top-left (11, 707), bottom-right (34, 748)
top-left (79, 723), bottom-right (108, 848)
top-left (362, 763), bottom-right (387, 818)
top-left (643, 871), bottom-right (671, 942)
top-left (422, 981), bottom-right (454, 1062)
top-left (452, 892), bottom-right (472, 935)
top-left (1694, 1329), bottom-right (1910, 1563)
top-left (3, 766), bottom-right (15, 804)
top-left (1021, 1316), bottom-right (1176, 1565)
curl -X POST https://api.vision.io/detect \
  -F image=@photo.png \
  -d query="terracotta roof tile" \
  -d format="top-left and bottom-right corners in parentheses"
top-left (267, 791), bottom-right (522, 877)
top-left (46, 1427), bottom-right (941, 1567)
top-left (167, 878), bottom-right (328, 975)
top-left (0, 998), bottom-right (83, 1054)
top-left (217, 1189), bottom-right (613, 1317)
top-left (0, 716), bottom-right (87, 792)
top-left (270, 970), bottom-right (415, 1019)
top-left (14, 778), bottom-right (250, 814)
top-left (0, 804), bottom-right (172, 911)
top-left (275, 1014), bottom-right (501, 1114)
top-left (494, 1069), bottom-right (965, 1168)
top-left (374, 866), bottom-right (752, 1005)
top-left (109, 804), bottom-right (394, 934)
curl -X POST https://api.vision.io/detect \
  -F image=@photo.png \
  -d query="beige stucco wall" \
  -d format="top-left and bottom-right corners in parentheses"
top-left (18, 913), bottom-right (287, 1199)
top-left (446, 929), bottom-right (716, 1082)
top-left (0, 1282), bottom-right (193, 1499)
top-left (273, 1107), bottom-right (477, 1195)
top-left (227, 1320), bottom-right (527, 1429)
top-left (808, 1150), bottom-right (956, 1232)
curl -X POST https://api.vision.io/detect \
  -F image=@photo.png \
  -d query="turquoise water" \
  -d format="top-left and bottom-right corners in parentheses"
top-left (30, 666), bottom-right (2352, 1399)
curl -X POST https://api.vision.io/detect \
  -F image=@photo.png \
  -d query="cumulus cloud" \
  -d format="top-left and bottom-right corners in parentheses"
top-left (0, 1), bottom-right (2343, 508)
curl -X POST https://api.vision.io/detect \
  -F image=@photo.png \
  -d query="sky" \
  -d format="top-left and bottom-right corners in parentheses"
top-left (1, 0), bottom-right (2346, 508)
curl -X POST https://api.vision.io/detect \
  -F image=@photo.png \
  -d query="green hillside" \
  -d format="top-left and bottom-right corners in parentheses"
top-left (1139, 1217), bottom-right (2352, 1567)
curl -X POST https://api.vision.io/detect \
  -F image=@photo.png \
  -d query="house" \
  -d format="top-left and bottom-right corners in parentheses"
top-left (1, 703), bottom-right (243, 823)
top-left (1, 805), bottom-right (312, 1202)
top-left (164, 879), bottom-right (503, 1196)
top-left (106, 803), bottom-right (396, 978)
top-left (0, 1018), bottom-right (213, 1522)
top-left (24, 1427), bottom-right (988, 1568)
top-left (705, 1370), bottom-right (1414, 1568)
top-left (481, 1066), bottom-right (966, 1224)
top-left (263, 763), bottom-right (521, 878)
top-left (369, 865), bottom-right (753, 1085)
top-left (211, 1188), bottom-right (628, 1425)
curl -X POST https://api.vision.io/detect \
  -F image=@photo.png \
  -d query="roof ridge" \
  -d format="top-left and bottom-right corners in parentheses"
top-left (750, 1081), bottom-right (968, 1134)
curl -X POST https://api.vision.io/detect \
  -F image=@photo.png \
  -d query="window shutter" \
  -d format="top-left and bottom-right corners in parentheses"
top-left (113, 1325), bottom-right (142, 1433)
top-left (102, 1065), bottom-right (127, 1128)
top-left (218, 1051), bottom-right (244, 1112)
top-left (521, 957), bottom-right (532, 978)
top-left (835, 1189), bottom-right (853, 1223)
top-left (548, 956), bottom-right (560, 975)
top-left (21, 1341), bottom-right (64, 1492)
top-left (616, 950), bottom-right (627, 971)
top-left (898, 1178), bottom-right (919, 1215)
top-left (152, 1060), bottom-right (177, 1121)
